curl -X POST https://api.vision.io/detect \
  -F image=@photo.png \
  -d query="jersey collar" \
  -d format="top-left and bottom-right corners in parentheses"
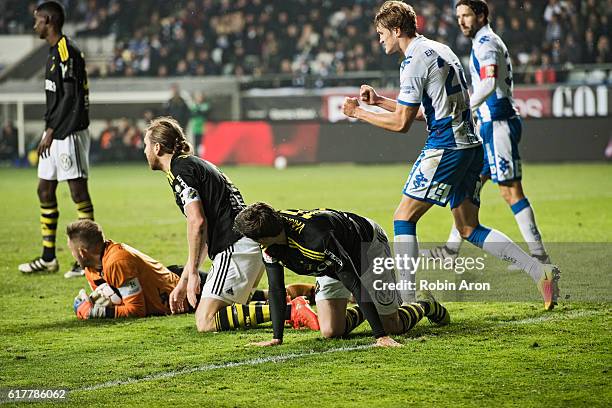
top-left (472, 24), bottom-right (492, 43)
top-left (404, 34), bottom-right (425, 57)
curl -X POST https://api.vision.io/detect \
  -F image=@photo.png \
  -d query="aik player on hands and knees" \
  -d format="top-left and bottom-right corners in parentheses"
top-left (143, 117), bottom-right (318, 333)
top-left (341, 1), bottom-right (559, 310)
top-left (19, 1), bottom-right (94, 278)
top-left (234, 203), bottom-right (450, 348)
top-left (422, 0), bottom-right (552, 273)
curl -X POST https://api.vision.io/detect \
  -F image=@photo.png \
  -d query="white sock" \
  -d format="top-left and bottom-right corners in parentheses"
top-left (393, 220), bottom-right (418, 304)
top-left (445, 224), bottom-right (463, 253)
top-left (467, 225), bottom-right (543, 282)
top-left (512, 198), bottom-right (546, 257)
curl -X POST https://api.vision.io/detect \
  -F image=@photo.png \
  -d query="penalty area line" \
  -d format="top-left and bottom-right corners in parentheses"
top-left (77, 344), bottom-right (374, 392)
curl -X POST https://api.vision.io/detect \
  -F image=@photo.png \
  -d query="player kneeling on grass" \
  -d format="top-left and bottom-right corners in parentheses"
top-left (68, 219), bottom-right (317, 322)
top-left (234, 203), bottom-right (450, 348)
top-left (143, 117), bottom-right (318, 332)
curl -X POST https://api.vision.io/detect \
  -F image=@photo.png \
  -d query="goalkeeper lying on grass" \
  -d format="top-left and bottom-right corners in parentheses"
top-left (68, 219), bottom-right (316, 323)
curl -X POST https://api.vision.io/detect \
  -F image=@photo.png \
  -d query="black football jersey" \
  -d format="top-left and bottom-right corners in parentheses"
top-left (263, 209), bottom-right (375, 278)
top-left (44, 35), bottom-right (89, 139)
top-left (167, 155), bottom-right (245, 259)
top-left (262, 209), bottom-right (388, 340)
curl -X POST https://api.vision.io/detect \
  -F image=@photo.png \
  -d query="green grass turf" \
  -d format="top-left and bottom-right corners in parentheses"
top-left (0, 163), bottom-right (610, 407)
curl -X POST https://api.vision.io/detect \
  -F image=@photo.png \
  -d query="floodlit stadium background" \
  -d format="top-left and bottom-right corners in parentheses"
top-left (0, 0), bottom-right (610, 164)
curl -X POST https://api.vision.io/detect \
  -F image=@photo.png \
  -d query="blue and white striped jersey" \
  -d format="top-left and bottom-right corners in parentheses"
top-left (397, 35), bottom-right (480, 150)
top-left (469, 25), bottom-right (519, 122)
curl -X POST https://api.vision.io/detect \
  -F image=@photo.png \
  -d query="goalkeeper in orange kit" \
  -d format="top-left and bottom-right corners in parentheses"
top-left (68, 219), bottom-right (315, 322)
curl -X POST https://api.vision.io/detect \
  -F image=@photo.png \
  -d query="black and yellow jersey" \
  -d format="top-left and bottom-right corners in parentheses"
top-left (44, 35), bottom-right (89, 140)
top-left (262, 209), bottom-right (387, 340)
top-left (263, 209), bottom-right (375, 278)
top-left (167, 155), bottom-right (245, 259)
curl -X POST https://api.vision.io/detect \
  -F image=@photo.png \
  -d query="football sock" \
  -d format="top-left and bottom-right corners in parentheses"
top-left (40, 201), bottom-right (59, 262)
top-left (250, 289), bottom-right (266, 302)
top-left (511, 198), bottom-right (547, 257)
top-left (76, 199), bottom-right (94, 220)
top-left (393, 220), bottom-right (418, 304)
top-left (417, 299), bottom-right (449, 323)
top-left (343, 306), bottom-right (365, 336)
top-left (214, 302), bottom-right (276, 331)
top-left (398, 303), bottom-right (425, 332)
top-left (445, 224), bottom-right (463, 253)
top-left (467, 224), bottom-right (543, 282)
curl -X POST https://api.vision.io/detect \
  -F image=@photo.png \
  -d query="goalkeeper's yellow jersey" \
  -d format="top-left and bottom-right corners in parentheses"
top-left (85, 240), bottom-right (180, 317)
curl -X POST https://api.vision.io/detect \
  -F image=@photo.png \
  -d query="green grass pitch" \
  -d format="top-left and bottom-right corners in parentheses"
top-left (0, 162), bottom-right (610, 406)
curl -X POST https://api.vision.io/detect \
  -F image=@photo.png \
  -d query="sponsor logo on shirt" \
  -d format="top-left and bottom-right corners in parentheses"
top-left (45, 79), bottom-right (56, 92)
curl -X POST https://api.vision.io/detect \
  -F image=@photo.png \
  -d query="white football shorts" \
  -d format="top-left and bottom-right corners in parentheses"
top-left (38, 129), bottom-right (90, 182)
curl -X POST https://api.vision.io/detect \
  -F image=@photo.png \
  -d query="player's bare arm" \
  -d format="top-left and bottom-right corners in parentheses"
top-left (183, 200), bottom-right (209, 308)
top-left (360, 84), bottom-right (397, 112)
top-left (343, 97), bottom-right (419, 133)
top-left (37, 128), bottom-right (54, 158)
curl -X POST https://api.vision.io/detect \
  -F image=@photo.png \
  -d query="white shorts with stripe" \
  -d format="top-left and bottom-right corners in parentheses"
top-left (202, 236), bottom-right (265, 305)
top-left (38, 129), bottom-right (90, 181)
top-left (314, 219), bottom-right (401, 316)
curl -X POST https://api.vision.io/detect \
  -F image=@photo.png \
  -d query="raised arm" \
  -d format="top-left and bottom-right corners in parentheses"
top-left (343, 98), bottom-right (420, 133)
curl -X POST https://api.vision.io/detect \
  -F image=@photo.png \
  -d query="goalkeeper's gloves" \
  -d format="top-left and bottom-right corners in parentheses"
top-left (73, 284), bottom-right (122, 319)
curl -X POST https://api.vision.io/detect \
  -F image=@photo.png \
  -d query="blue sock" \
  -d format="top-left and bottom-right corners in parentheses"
top-left (466, 224), bottom-right (492, 248)
top-left (510, 198), bottom-right (530, 215)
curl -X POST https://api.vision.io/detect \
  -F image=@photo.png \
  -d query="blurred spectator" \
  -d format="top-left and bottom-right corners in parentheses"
top-left (94, 118), bottom-right (143, 162)
top-left (0, 120), bottom-right (18, 161)
top-left (535, 54), bottom-right (557, 85)
top-left (190, 91), bottom-right (211, 158)
top-left (164, 84), bottom-right (190, 130)
top-left (595, 36), bottom-right (611, 64)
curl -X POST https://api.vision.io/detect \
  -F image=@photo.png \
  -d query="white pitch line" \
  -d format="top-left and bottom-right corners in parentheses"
top-left (499, 309), bottom-right (602, 325)
top-left (76, 309), bottom-right (606, 392)
top-left (77, 344), bottom-right (374, 392)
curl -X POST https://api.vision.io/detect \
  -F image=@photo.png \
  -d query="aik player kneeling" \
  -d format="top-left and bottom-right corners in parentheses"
top-left (234, 203), bottom-right (450, 348)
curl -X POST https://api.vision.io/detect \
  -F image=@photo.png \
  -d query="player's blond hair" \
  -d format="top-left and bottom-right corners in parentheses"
top-left (375, 1), bottom-right (418, 37)
top-left (66, 219), bottom-right (104, 250)
top-left (145, 116), bottom-right (193, 156)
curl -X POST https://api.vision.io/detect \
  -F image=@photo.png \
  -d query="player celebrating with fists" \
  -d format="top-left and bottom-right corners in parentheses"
top-left (342, 1), bottom-right (559, 310)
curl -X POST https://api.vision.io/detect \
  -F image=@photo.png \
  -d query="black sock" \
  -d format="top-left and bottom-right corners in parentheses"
top-left (398, 303), bottom-right (425, 333)
top-left (343, 306), bottom-right (365, 337)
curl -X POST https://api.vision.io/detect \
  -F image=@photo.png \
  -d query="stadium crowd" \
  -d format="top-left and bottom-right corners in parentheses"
top-left (2, 0), bottom-right (611, 82)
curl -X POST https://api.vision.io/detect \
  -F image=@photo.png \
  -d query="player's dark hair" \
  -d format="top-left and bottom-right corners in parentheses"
top-left (456, 0), bottom-right (489, 24)
top-left (66, 219), bottom-right (104, 250)
top-left (36, 1), bottom-right (65, 30)
top-left (145, 116), bottom-right (193, 156)
top-left (234, 202), bottom-right (284, 240)
top-left (375, 1), bottom-right (418, 37)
